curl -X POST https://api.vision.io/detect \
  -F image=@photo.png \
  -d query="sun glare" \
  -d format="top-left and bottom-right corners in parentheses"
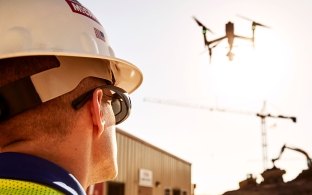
top-left (198, 28), bottom-right (292, 106)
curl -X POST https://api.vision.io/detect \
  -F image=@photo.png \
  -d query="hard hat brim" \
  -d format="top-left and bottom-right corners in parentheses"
top-left (1, 51), bottom-right (143, 95)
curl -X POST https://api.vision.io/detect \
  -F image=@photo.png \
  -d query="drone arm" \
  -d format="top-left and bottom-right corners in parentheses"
top-left (209, 36), bottom-right (227, 45)
top-left (234, 35), bottom-right (253, 41)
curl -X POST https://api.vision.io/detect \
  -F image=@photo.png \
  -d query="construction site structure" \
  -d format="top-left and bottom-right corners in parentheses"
top-left (223, 145), bottom-right (312, 195)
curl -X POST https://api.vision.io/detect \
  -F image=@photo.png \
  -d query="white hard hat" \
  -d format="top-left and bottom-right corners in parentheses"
top-left (0, 0), bottom-right (143, 97)
top-left (0, 0), bottom-right (143, 121)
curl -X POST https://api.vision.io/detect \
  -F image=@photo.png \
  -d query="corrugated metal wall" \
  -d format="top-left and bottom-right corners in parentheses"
top-left (115, 128), bottom-right (192, 195)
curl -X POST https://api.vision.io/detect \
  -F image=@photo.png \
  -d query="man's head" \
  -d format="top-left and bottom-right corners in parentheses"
top-left (0, 0), bottom-right (143, 188)
top-left (0, 56), bottom-right (119, 185)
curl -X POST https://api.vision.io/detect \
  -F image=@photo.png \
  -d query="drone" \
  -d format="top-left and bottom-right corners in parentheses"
top-left (193, 15), bottom-right (269, 63)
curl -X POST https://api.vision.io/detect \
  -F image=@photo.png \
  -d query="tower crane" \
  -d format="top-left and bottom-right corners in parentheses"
top-left (143, 97), bottom-right (296, 170)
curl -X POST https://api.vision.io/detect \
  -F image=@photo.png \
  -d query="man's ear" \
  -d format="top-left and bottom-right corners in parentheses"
top-left (90, 89), bottom-right (105, 136)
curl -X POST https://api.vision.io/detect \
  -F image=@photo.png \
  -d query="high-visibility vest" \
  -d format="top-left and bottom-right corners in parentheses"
top-left (0, 178), bottom-right (64, 195)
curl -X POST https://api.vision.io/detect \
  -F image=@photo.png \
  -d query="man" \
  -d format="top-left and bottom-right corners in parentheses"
top-left (0, 0), bottom-right (143, 194)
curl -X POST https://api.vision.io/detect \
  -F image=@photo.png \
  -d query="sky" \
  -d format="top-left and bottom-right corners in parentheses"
top-left (80, 1), bottom-right (312, 194)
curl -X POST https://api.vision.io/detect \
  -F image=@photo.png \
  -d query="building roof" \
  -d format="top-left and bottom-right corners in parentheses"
top-left (117, 128), bottom-right (191, 166)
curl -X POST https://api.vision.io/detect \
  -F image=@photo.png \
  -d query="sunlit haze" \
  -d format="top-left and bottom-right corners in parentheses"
top-left (80, 0), bottom-right (312, 194)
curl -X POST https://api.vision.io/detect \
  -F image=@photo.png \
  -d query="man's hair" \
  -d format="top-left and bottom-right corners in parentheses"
top-left (0, 56), bottom-right (106, 145)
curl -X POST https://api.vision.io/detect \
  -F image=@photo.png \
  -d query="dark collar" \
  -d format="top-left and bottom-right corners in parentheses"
top-left (0, 152), bottom-right (86, 195)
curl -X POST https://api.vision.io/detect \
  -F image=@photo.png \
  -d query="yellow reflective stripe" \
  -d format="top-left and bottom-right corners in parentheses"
top-left (0, 178), bottom-right (65, 195)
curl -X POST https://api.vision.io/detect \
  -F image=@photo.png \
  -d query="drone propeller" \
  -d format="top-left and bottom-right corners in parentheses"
top-left (237, 15), bottom-right (270, 28)
top-left (252, 21), bottom-right (270, 28)
top-left (193, 16), bottom-right (214, 34)
top-left (237, 15), bottom-right (270, 48)
top-left (193, 16), bottom-right (215, 47)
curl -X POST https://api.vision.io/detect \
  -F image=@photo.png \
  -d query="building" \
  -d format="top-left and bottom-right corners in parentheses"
top-left (87, 128), bottom-right (192, 195)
